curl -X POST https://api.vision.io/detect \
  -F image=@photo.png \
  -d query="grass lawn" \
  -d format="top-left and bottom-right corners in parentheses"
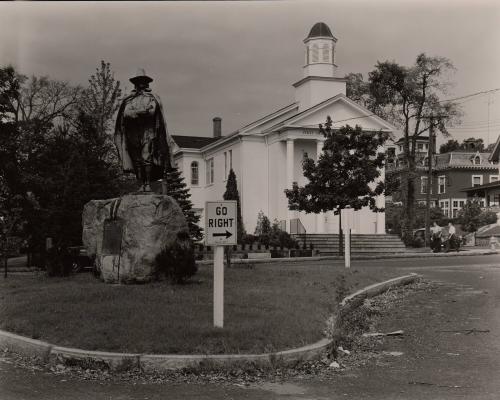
top-left (0, 263), bottom-right (399, 354)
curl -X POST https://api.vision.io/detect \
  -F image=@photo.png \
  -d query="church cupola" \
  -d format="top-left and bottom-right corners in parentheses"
top-left (303, 22), bottom-right (337, 78)
top-left (293, 22), bottom-right (346, 111)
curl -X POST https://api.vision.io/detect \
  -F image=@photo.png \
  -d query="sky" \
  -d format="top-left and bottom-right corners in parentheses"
top-left (1, 0), bottom-right (500, 146)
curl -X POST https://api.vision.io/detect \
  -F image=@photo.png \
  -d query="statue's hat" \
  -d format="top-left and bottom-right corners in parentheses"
top-left (130, 68), bottom-right (153, 85)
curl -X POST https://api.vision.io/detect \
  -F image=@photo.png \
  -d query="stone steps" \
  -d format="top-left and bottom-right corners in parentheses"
top-left (293, 233), bottom-right (407, 255)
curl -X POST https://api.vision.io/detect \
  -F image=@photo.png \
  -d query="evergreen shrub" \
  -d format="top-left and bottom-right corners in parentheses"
top-left (155, 232), bottom-right (197, 284)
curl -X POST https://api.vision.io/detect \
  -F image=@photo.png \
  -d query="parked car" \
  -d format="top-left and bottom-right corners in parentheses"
top-left (66, 246), bottom-right (94, 272)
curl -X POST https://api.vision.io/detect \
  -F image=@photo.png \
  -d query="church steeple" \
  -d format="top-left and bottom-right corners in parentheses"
top-left (303, 22), bottom-right (337, 78)
top-left (294, 22), bottom-right (346, 111)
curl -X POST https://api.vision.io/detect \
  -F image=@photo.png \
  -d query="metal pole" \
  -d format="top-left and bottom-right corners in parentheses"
top-left (213, 245), bottom-right (224, 328)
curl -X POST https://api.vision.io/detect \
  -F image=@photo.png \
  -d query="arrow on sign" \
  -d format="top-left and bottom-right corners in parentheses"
top-left (212, 230), bottom-right (233, 239)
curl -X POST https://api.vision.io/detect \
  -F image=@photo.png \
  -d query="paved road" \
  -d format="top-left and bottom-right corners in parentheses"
top-left (1, 254), bottom-right (499, 399)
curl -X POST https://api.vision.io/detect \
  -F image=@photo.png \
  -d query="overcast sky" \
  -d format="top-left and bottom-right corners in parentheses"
top-left (1, 0), bottom-right (500, 145)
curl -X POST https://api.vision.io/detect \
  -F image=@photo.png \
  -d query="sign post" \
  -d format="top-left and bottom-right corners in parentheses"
top-left (341, 207), bottom-right (354, 268)
top-left (205, 201), bottom-right (238, 328)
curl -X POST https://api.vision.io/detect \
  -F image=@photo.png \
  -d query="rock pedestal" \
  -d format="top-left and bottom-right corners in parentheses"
top-left (82, 194), bottom-right (189, 284)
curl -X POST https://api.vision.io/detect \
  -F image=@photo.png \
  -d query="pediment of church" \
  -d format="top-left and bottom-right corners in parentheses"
top-left (266, 94), bottom-right (396, 134)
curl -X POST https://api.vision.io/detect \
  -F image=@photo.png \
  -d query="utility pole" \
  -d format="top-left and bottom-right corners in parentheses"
top-left (425, 120), bottom-right (435, 248)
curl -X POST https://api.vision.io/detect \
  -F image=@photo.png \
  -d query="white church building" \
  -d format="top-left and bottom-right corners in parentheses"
top-left (171, 22), bottom-right (396, 235)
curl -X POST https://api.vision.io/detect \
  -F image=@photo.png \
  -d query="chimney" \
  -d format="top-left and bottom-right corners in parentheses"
top-left (213, 117), bottom-right (222, 138)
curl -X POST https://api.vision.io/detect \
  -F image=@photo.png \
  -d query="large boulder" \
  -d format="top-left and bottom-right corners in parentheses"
top-left (82, 193), bottom-right (189, 284)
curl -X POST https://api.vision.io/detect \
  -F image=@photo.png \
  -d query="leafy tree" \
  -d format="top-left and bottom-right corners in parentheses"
top-left (223, 169), bottom-right (245, 242)
top-left (26, 113), bottom-right (122, 250)
top-left (386, 203), bottom-right (448, 234)
top-left (0, 178), bottom-right (25, 278)
top-left (457, 199), bottom-right (497, 232)
top-left (439, 139), bottom-right (460, 154)
top-left (254, 211), bottom-right (271, 236)
top-left (345, 54), bottom-right (461, 241)
top-left (78, 60), bottom-right (122, 139)
top-left (164, 166), bottom-right (203, 241)
top-left (285, 117), bottom-right (387, 218)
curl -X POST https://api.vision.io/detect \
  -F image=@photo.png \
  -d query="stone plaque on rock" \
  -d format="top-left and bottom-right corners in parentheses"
top-left (101, 219), bottom-right (124, 255)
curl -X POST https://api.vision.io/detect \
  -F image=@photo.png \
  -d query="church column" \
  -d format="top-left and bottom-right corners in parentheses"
top-left (316, 139), bottom-right (325, 233)
top-left (286, 139), bottom-right (295, 232)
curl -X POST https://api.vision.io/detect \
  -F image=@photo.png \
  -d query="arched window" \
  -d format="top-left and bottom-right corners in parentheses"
top-left (322, 44), bottom-right (330, 62)
top-left (311, 44), bottom-right (319, 63)
top-left (191, 161), bottom-right (199, 185)
top-left (474, 155), bottom-right (481, 165)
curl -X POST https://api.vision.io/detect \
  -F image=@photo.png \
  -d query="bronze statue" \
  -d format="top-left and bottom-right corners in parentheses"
top-left (114, 69), bottom-right (173, 192)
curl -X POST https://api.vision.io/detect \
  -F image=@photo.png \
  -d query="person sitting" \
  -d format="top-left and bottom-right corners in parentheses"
top-left (430, 222), bottom-right (442, 252)
top-left (446, 222), bottom-right (459, 252)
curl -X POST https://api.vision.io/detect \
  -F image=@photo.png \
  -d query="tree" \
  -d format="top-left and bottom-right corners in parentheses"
top-left (254, 210), bottom-right (271, 236)
top-left (0, 178), bottom-right (25, 278)
top-left (164, 167), bottom-right (203, 241)
top-left (24, 113), bottom-right (122, 250)
top-left (285, 117), bottom-right (387, 219)
top-left (78, 60), bottom-right (122, 138)
top-left (457, 199), bottom-right (497, 232)
top-left (223, 169), bottom-right (245, 242)
top-left (346, 54), bottom-right (461, 241)
top-left (439, 139), bottom-right (460, 153)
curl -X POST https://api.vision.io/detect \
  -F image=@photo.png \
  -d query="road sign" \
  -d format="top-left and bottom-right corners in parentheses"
top-left (205, 201), bottom-right (237, 246)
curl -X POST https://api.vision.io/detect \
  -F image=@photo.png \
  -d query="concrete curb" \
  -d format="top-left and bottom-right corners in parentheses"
top-left (196, 249), bottom-right (498, 266)
top-left (0, 330), bottom-right (52, 361)
top-left (331, 273), bottom-right (421, 342)
top-left (0, 273), bottom-right (421, 372)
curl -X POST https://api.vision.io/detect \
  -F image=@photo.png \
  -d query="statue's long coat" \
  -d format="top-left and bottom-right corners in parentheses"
top-left (114, 90), bottom-right (174, 180)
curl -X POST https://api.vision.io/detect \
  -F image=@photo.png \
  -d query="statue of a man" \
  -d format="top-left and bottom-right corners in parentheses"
top-left (114, 69), bottom-right (173, 192)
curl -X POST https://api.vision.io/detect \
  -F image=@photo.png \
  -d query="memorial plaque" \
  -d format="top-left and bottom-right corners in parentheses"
top-left (102, 219), bottom-right (124, 255)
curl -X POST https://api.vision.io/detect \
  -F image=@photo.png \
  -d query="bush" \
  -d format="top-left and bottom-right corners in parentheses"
top-left (457, 200), bottom-right (498, 232)
top-left (154, 232), bottom-right (197, 284)
top-left (45, 247), bottom-right (72, 277)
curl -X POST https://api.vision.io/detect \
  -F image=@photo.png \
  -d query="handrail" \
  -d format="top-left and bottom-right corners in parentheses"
top-left (290, 218), bottom-right (306, 235)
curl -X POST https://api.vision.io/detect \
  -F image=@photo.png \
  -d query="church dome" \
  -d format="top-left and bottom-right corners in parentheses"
top-left (307, 22), bottom-right (333, 39)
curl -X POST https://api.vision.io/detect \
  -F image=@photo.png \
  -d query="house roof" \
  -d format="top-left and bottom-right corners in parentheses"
top-left (461, 180), bottom-right (500, 193)
top-left (434, 151), bottom-right (495, 169)
top-left (171, 135), bottom-right (220, 149)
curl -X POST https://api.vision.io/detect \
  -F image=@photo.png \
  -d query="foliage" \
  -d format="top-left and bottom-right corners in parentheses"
top-left (439, 137), bottom-right (488, 154)
top-left (457, 200), bottom-right (498, 232)
top-left (164, 166), bottom-right (203, 241)
top-left (439, 139), bottom-right (460, 153)
top-left (154, 232), bottom-right (197, 284)
top-left (386, 203), bottom-right (448, 235)
top-left (346, 54), bottom-right (461, 241)
top-left (0, 63), bottom-right (122, 254)
top-left (254, 210), bottom-right (271, 237)
top-left (0, 178), bottom-right (26, 277)
top-left (286, 118), bottom-right (387, 216)
top-left (78, 60), bottom-right (122, 138)
top-left (223, 169), bottom-right (245, 242)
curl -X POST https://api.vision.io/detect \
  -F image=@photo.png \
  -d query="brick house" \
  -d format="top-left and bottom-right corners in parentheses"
top-left (386, 136), bottom-right (500, 218)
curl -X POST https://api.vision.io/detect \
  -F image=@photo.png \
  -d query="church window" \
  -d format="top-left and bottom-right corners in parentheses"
top-left (311, 44), bottom-right (319, 63)
top-left (322, 44), bottom-right (330, 62)
top-left (191, 162), bottom-right (199, 185)
top-left (206, 158), bottom-right (214, 185)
